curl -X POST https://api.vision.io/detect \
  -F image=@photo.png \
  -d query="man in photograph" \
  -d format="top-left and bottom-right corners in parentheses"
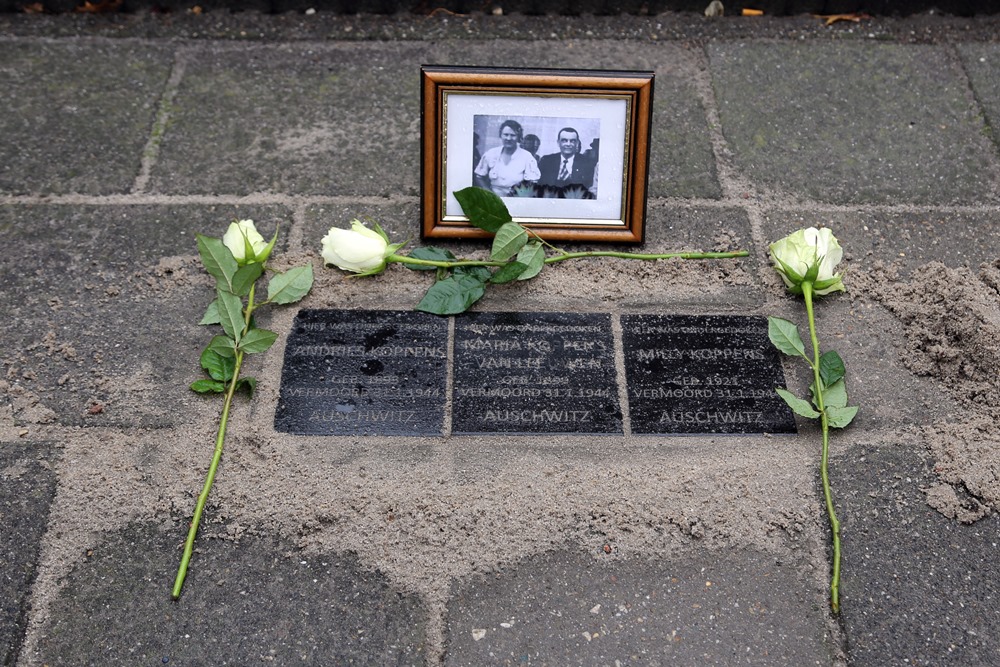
top-left (537, 127), bottom-right (596, 191)
top-left (521, 133), bottom-right (541, 164)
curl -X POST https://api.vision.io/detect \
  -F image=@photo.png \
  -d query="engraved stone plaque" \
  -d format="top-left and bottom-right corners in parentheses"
top-left (621, 314), bottom-right (796, 435)
top-left (452, 312), bottom-right (623, 435)
top-left (274, 309), bottom-right (448, 435)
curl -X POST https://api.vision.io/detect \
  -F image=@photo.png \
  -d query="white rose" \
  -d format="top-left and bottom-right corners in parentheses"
top-left (223, 219), bottom-right (269, 265)
top-left (321, 220), bottom-right (391, 274)
top-left (769, 227), bottom-right (845, 296)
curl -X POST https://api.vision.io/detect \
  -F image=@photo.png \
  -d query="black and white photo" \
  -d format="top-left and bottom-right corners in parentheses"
top-left (421, 66), bottom-right (654, 243)
top-left (471, 115), bottom-right (600, 199)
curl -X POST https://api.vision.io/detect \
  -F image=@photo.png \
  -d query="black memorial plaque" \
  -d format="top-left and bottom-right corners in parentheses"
top-left (621, 314), bottom-right (796, 435)
top-left (452, 312), bottom-right (623, 435)
top-left (275, 309), bottom-right (448, 435)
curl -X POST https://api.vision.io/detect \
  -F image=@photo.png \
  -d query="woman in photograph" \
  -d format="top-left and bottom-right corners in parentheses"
top-left (474, 120), bottom-right (541, 197)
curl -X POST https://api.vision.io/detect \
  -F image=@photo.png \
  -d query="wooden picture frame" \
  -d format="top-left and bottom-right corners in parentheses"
top-left (421, 65), bottom-right (654, 244)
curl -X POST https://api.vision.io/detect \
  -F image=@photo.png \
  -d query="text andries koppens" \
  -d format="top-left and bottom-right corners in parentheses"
top-left (275, 310), bottom-right (450, 435)
top-left (291, 344), bottom-right (445, 358)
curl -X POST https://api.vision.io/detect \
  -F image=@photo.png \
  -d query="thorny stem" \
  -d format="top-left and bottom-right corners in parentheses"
top-left (172, 284), bottom-right (256, 600)
top-left (387, 249), bottom-right (749, 270)
top-left (387, 255), bottom-right (504, 269)
top-left (802, 281), bottom-right (841, 614)
top-left (542, 250), bottom-right (750, 264)
top-left (525, 228), bottom-right (571, 256)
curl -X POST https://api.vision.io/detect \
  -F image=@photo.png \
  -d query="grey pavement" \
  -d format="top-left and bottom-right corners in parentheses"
top-left (2, 9), bottom-right (1000, 667)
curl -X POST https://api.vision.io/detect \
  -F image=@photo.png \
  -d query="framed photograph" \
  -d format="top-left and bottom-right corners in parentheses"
top-left (421, 65), bottom-right (654, 244)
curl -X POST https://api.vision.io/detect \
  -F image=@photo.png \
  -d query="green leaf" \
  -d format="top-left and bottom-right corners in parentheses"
top-left (371, 221), bottom-right (390, 244)
top-left (819, 350), bottom-right (846, 387)
top-left (199, 299), bottom-right (221, 325)
top-left (207, 335), bottom-right (236, 358)
top-left (803, 259), bottom-right (821, 284)
top-left (490, 261), bottom-right (528, 284)
top-left (351, 263), bottom-right (389, 278)
top-left (242, 233), bottom-right (257, 265)
top-left (255, 228), bottom-right (278, 265)
top-left (515, 242), bottom-right (545, 281)
top-left (267, 265), bottom-right (314, 305)
top-left (386, 240), bottom-right (409, 256)
top-left (491, 222), bottom-right (529, 261)
top-left (405, 247), bottom-right (457, 270)
top-left (416, 273), bottom-right (488, 315)
top-left (776, 387), bottom-right (821, 419)
top-left (239, 328), bottom-right (278, 354)
top-left (197, 234), bottom-right (238, 292)
top-left (216, 288), bottom-right (245, 344)
top-left (822, 379), bottom-right (848, 409)
top-left (190, 379), bottom-right (226, 394)
top-left (232, 262), bottom-right (265, 297)
top-left (200, 347), bottom-right (235, 382)
top-left (826, 405), bottom-right (858, 429)
top-left (774, 256), bottom-right (804, 288)
top-left (768, 317), bottom-right (808, 359)
top-left (455, 265), bottom-right (492, 282)
top-left (235, 377), bottom-right (257, 396)
top-left (454, 187), bottom-right (512, 233)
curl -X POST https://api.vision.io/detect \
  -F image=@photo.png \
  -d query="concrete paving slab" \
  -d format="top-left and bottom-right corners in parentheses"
top-left (428, 40), bottom-right (722, 199)
top-left (637, 202), bottom-right (759, 309)
top-left (0, 41), bottom-right (172, 196)
top-left (646, 74), bottom-right (722, 200)
top-left (760, 210), bottom-right (990, 431)
top-left (150, 42), bottom-right (433, 197)
top-left (3, 12), bottom-right (1000, 45)
top-left (708, 42), bottom-right (1000, 205)
top-left (0, 204), bottom-right (290, 428)
top-left (0, 441), bottom-right (57, 667)
top-left (444, 548), bottom-right (836, 666)
top-left (763, 298), bottom-right (959, 433)
top-left (33, 522), bottom-right (426, 665)
top-left (958, 43), bottom-right (1000, 149)
top-left (834, 442), bottom-right (1000, 666)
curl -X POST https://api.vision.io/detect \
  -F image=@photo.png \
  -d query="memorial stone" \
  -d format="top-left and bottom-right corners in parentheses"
top-left (451, 312), bottom-right (623, 435)
top-left (274, 309), bottom-right (448, 435)
top-left (621, 314), bottom-right (796, 435)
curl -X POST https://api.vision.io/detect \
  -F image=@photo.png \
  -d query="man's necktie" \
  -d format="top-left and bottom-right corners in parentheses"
top-left (557, 158), bottom-right (569, 181)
